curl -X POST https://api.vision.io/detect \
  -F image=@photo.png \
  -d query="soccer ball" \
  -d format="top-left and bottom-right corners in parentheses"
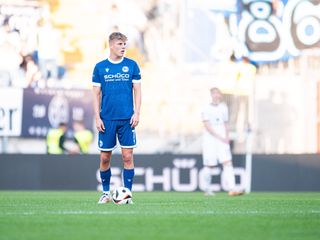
top-left (112, 187), bottom-right (133, 205)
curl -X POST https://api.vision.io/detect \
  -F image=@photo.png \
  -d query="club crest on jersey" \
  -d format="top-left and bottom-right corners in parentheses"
top-left (105, 68), bottom-right (109, 72)
top-left (122, 66), bottom-right (129, 72)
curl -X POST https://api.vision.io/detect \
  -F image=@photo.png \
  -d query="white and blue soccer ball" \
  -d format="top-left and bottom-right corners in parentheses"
top-left (112, 187), bottom-right (133, 205)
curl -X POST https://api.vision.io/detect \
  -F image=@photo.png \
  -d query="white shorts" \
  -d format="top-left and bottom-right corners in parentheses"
top-left (202, 136), bottom-right (232, 166)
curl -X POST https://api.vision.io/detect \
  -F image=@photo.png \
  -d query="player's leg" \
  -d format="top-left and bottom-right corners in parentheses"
top-left (98, 151), bottom-right (112, 204)
top-left (118, 120), bottom-right (136, 191)
top-left (218, 142), bottom-right (240, 196)
top-left (221, 160), bottom-right (236, 191)
top-left (97, 121), bottom-right (117, 204)
top-left (121, 148), bottom-right (135, 191)
top-left (219, 143), bottom-right (244, 196)
top-left (100, 151), bottom-right (112, 192)
top-left (202, 139), bottom-right (218, 196)
top-left (221, 160), bottom-right (243, 196)
top-left (203, 165), bottom-right (215, 196)
top-left (218, 142), bottom-right (243, 196)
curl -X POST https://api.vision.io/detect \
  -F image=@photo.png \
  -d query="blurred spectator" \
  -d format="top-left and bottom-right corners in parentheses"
top-left (104, 2), bottom-right (147, 61)
top-left (0, 17), bottom-right (22, 87)
top-left (37, 18), bottom-right (61, 83)
top-left (19, 54), bottom-right (41, 88)
top-left (46, 122), bottom-right (77, 154)
top-left (72, 121), bottom-right (93, 154)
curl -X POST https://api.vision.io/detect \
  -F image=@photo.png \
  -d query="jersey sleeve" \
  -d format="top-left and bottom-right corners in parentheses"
top-left (92, 65), bottom-right (101, 87)
top-left (132, 62), bottom-right (141, 83)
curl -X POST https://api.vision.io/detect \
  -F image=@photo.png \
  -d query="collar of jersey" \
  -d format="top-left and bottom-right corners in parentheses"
top-left (107, 57), bottom-right (124, 64)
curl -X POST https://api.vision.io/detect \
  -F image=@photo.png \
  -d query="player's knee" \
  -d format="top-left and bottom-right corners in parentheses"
top-left (122, 156), bottom-right (133, 164)
top-left (100, 155), bottom-right (111, 167)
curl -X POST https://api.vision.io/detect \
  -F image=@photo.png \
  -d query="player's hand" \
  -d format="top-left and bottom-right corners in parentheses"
top-left (215, 134), bottom-right (230, 144)
top-left (96, 117), bottom-right (105, 132)
top-left (130, 112), bottom-right (140, 128)
top-left (221, 137), bottom-right (230, 144)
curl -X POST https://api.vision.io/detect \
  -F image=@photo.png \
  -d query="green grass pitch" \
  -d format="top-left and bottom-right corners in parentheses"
top-left (0, 191), bottom-right (319, 240)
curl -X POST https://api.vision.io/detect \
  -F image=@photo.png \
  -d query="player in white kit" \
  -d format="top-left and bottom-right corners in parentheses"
top-left (202, 87), bottom-right (243, 196)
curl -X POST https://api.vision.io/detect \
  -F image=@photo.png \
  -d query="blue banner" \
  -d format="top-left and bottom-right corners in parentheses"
top-left (21, 88), bottom-right (94, 138)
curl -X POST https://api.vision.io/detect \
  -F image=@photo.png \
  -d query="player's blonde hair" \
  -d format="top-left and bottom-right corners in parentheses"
top-left (210, 87), bottom-right (221, 94)
top-left (109, 32), bottom-right (127, 43)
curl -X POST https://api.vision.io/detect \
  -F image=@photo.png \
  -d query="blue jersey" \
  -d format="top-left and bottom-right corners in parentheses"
top-left (92, 57), bottom-right (141, 120)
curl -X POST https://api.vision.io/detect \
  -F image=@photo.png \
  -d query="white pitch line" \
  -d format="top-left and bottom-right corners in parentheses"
top-left (1, 209), bottom-right (319, 216)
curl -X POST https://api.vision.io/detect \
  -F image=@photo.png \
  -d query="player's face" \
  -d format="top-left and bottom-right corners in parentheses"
top-left (110, 39), bottom-right (127, 59)
top-left (210, 88), bottom-right (221, 105)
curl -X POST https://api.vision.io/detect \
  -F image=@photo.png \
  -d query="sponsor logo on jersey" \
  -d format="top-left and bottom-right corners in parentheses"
top-left (105, 68), bottom-right (109, 72)
top-left (103, 72), bottom-right (130, 81)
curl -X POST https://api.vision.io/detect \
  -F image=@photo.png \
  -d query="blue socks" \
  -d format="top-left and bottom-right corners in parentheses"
top-left (101, 168), bottom-right (134, 192)
top-left (123, 169), bottom-right (135, 190)
top-left (100, 168), bottom-right (111, 193)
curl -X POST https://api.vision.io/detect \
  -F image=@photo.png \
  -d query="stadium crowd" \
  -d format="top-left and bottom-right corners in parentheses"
top-left (0, 2), bottom-right (69, 88)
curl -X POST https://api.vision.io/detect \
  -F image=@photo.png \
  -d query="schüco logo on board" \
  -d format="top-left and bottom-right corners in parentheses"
top-left (96, 158), bottom-right (246, 192)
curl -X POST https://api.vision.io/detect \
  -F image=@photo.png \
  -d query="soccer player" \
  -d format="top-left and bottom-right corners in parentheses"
top-left (92, 32), bottom-right (141, 204)
top-left (202, 87), bottom-right (243, 196)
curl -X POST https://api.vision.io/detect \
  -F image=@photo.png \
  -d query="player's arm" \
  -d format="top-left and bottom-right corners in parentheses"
top-left (131, 82), bottom-right (141, 128)
top-left (203, 120), bottom-right (229, 144)
top-left (93, 86), bottom-right (105, 132)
